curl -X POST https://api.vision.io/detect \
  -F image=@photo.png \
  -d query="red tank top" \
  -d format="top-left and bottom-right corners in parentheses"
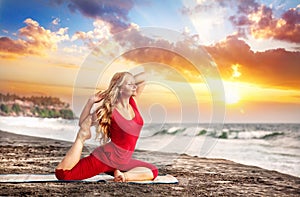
top-left (92, 97), bottom-right (144, 167)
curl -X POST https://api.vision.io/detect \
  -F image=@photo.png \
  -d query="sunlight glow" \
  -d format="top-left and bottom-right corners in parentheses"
top-left (231, 64), bottom-right (241, 78)
top-left (225, 84), bottom-right (240, 105)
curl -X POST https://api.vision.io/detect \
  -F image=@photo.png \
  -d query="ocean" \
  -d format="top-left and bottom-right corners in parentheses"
top-left (0, 116), bottom-right (299, 177)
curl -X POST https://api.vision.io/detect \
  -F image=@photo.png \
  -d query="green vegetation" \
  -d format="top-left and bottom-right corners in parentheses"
top-left (0, 104), bottom-right (9, 114)
top-left (219, 132), bottom-right (228, 139)
top-left (59, 109), bottom-right (74, 119)
top-left (12, 103), bottom-right (21, 114)
top-left (197, 129), bottom-right (207, 136)
top-left (0, 93), bottom-right (75, 119)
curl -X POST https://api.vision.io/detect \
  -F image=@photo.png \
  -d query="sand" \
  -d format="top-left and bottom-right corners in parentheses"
top-left (0, 130), bottom-right (299, 196)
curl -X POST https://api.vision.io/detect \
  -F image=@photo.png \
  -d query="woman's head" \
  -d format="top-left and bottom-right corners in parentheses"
top-left (95, 71), bottom-right (136, 143)
top-left (106, 72), bottom-right (136, 103)
top-left (119, 72), bottom-right (137, 98)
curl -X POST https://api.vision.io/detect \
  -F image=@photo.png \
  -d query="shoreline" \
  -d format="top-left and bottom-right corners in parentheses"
top-left (0, 130), bottom-right (299, 196)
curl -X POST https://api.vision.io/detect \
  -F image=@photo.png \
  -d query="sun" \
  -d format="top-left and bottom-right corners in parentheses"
top-left (223, 64), bottom-right (242, 105)
top-left (225, 89), bottom-right (240, 104)
top-left (225, 84), bottom-right (240, 105)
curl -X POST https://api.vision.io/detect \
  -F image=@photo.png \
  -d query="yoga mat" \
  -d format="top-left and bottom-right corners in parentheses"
top-left (0, 174), bottom-right (178, 184)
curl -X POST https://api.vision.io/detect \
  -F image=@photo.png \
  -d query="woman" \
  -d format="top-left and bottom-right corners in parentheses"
top-left (55, 71), bottom-right (158, 182)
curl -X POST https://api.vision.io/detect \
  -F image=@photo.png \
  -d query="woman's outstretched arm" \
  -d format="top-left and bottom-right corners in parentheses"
top-left (79, 91), bottom-right (103, 127)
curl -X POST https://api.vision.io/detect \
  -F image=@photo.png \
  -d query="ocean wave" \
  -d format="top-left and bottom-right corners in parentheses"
top-left (0, 116), bottom-right (78, 142)
top-left (142, 124), bottom-right (300, 141)
top-left (1, 116), bottom-right (299, 142)
top-left (153, 126), bottom-right (186, 135)
top-left (260, 132), bottom-right (284, 139)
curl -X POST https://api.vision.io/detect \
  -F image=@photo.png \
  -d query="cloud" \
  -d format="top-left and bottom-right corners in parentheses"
top-left (51, 17), bottom-right (60, 25)
top-left (182, 0), bottom-right (299, 43)
top-left (2, 29), bottom-right (9, 34)
top-left (229, 1), bottom-right (300, 43)
top-left (181, 0), bottom-right (234, 43)
top-left (205, 35), bottom-right (300, 89)
top-left (71, 19), bottom-right (112, 49)
top-left (181, 1), bottom-right (217, 15)
top-left (96, 28), bottom-right (217, 83)
top-left (0, 37), bottom-right (27, 59)
top-left (0, 18), bottom-right (69, 59)
top-left (78, 27), bottom-right (194, 82)
top-left (52, 0), bottom-right (134, 33)
top-left (248, 5), bottom-right (300, 43)
top-left (118, 29), bottom-right (300, 89)
top-left (53, 0), bottom-right (138, 49)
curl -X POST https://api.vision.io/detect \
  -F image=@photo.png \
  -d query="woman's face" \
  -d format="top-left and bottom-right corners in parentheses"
top-left (120, 74), bottom-right (137, 97)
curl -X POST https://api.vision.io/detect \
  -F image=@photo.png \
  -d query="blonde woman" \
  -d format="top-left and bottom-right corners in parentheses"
top-left (55, 72), bottom-right (158, 182)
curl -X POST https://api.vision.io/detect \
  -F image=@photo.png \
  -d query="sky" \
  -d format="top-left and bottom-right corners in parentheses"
top-left (0, 0), bottom-right (299, 123)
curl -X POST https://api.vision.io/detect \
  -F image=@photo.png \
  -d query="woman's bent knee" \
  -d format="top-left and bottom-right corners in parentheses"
top-left (152, 167), bottom-right (159, 179)
top-left (55, 169), bottom-right (72, 180)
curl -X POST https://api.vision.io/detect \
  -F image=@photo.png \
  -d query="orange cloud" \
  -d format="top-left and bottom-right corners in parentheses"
top-left (0, 18), bottom-right (69, 59)
top-left (123, 47), bottom-right (203, 83)
top-left (249, 5), bottom-right (300, 43)
top-left (87, 26), bottom-right (298, 91)
top-left (184, 1), bottom-right (300, 43)
top-left (205, 35), bottom-right (300, 89)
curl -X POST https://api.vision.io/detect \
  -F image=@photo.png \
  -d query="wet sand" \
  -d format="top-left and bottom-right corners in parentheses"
top-left (0, 130), bottom-right (299, 196)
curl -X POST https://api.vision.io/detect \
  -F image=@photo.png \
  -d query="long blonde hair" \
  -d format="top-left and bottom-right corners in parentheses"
top-left (95, 71), bottom-right (132, 143)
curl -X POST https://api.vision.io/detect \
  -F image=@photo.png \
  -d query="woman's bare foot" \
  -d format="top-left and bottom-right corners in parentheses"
top-left (77, 115), bottom-right (92, 143)
top-left (114, 169), bottom-right (126, 182)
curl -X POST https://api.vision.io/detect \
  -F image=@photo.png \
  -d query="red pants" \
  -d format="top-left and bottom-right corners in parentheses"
top-left (55, 154), bottom-right (158, 180)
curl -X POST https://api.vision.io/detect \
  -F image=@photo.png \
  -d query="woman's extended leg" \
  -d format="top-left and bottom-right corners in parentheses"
top-left (56, 115), bottom-right (92, 170)
top-left (56, 154), bottom-right (114, 180)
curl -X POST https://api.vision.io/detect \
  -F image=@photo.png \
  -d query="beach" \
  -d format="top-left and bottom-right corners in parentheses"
top-left (0, 130), bottom-right (299, 196)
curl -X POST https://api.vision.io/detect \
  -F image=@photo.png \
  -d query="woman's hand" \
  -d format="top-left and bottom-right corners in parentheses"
top-left (132, 68), bottom-right (146, 97)
top-left (89, 91), bottom-right (104, 103)
top-left (79, 91), bottom-right (103, 127)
